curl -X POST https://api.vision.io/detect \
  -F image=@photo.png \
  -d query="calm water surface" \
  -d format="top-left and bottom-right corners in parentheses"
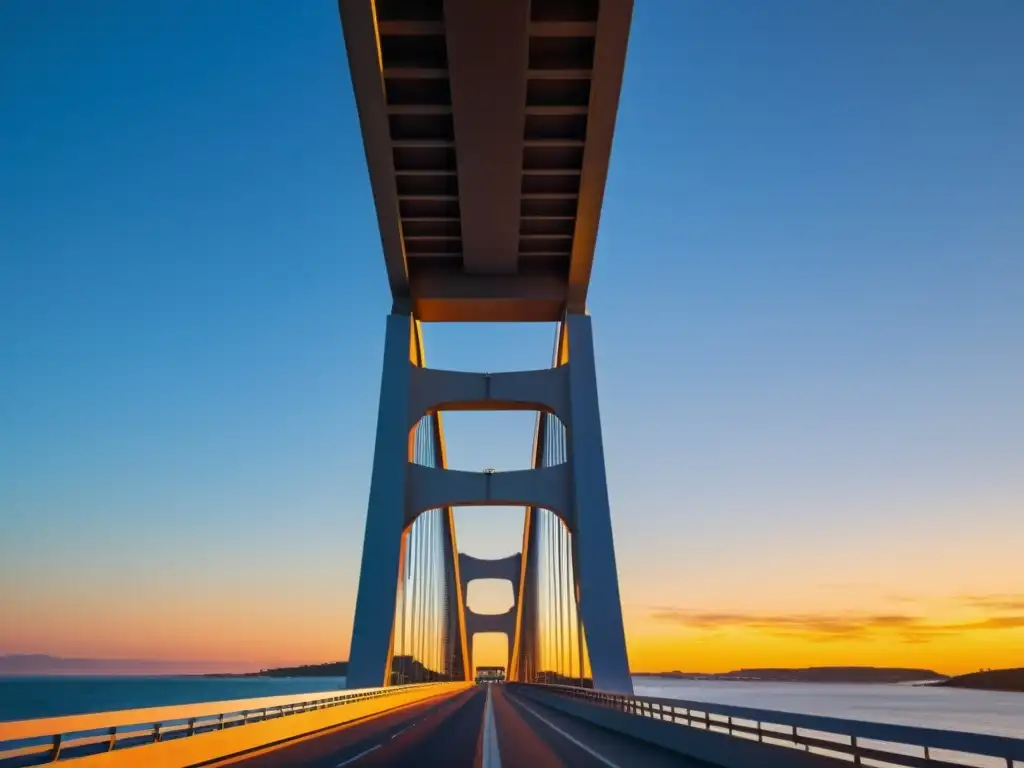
top-left (1, 675), bottom-right (1021, 742)
top-left (635, 677), bottom-right (1024, 739)
top-left (0, 676), bottom-right (346, 721)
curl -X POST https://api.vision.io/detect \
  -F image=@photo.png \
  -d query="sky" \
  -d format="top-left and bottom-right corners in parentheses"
top-left (1, 0), bottom-right (1022, 677)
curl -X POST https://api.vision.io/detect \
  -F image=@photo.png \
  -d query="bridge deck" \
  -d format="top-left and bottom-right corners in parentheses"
top-left (3, 682), bottom-right (1020, 766)
top-left (340, 0), bottom-right (633, 321)
top-left (225, 686), bottom-right (700, 767)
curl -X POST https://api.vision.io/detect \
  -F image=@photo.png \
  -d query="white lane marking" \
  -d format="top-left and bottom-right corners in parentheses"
top-left (333, 690), bottom-right (462, 766)
top-left (512, 694), bottom-right (623, 768)
top-left (332, 716), bottom-right (420, 765)
top-left (390, 719), bottom-right (418, 739)
top-left (482, 685), bottom-right (502, 768)
top-left (333, 742), bottom-right (381, 767)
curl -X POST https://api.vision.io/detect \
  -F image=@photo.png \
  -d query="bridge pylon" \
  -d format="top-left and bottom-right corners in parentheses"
top-left (347, 311), bottom-right (633, 695)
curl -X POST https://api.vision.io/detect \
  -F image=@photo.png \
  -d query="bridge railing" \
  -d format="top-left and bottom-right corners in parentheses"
top-left (518, 683), bottom-right (1024, 768)
top-left (0, 682), bottom-right (465, 765)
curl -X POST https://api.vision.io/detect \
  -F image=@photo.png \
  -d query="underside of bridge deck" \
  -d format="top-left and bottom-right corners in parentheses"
top-left (340, 0), bottom-right (633, 321)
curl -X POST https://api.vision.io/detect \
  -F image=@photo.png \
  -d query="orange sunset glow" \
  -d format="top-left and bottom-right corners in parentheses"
top-left (6, 567), bottom-right (1022, 677)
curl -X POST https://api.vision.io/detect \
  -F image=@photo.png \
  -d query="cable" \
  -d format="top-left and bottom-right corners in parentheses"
top-left (556, 417), bottom-right (569, 682)
top-left (430, 508), bottom-right (438, 677)
top-left (411, 424), bottom-right (419, 682)
top-left (422, 514), bottom-right (429, 680)
top-left (548, 510), bottom-right (557, 679)
top-left (411, 517), bottom-right (420, 682)
top-left (557, 517), bottom-right (566, 680)
top-left (438, 511), bottom-right (444, 677)
top-left (430, 509), bottom-right (438, 678)
top-left (414, 524), bottom-right (420, 683)
top-left (397, 530), bottom-right (407, 684)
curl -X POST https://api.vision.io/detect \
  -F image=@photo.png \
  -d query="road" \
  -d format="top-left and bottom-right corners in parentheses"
top-left (224, 685), bottom-right (706, 767)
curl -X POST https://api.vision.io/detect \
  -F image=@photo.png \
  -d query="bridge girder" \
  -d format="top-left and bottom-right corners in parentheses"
top-left (339, 0), bottom-right (634, 321)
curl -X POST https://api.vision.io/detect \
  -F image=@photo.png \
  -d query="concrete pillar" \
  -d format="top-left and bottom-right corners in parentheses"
top-left (346, 313), bottom-right (414, 689)
top-left (565, 313), bottom-right (634, 694)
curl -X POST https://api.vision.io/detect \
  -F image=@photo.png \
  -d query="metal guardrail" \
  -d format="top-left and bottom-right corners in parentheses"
top-left (0, 682), bottom-right (462, 765)
top-left (525, 684), bottom-right (1024, 768)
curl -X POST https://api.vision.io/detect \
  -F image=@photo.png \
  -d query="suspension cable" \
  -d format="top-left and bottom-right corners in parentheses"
top-left (410, 423), bottom-right (422, 681)
top-left (418, 422), bottom-right (428, 680)
top-left (422, 514), bottom-right (430, 680)
top-left (571, 533), bottom-right (582, 686)
top-left (557, 516), bottom-right (566, 680)
top-left (412, 515), bottom-right (422, 681)
top-left (549, 510), bottom-right (557, 679)
top-left (421, 511), bottom-right (429, 680)
top-left (405, 521), bottom-right (413, 682)
top-left (430, 509), bottom-right (437, 677)
top-left (437, 511), bottom-right (443, 676)
top-left (561, 419), bottom-right (574, 684)
top-left (397, 529), bottom-right (406, 683)
top-left (431, 508), bottom-right (439, 677)
top-left (438, 511), bottom-right (445, 677)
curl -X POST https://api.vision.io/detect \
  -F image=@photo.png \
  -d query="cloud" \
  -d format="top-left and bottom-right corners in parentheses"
top-left (649, 608), bottom-right (1024, 644)
top-left (955, 615), bottom-right (1024, 631)
top-left (957, 594), bottom-right (1024, 612)
top-left (883, 594), bottom-right (923, 604)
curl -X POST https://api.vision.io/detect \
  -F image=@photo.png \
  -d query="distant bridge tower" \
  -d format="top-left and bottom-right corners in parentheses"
top-left (339, 0), bottom-right (635, 695)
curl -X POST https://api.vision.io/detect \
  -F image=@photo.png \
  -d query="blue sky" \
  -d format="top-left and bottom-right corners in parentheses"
top-left (1, 1), bottom-right (1022, 671)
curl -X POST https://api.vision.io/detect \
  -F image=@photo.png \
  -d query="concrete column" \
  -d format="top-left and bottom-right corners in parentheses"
top-left (565, 313), bottom-right (634, 694)
top-left (346, 313), bottom-right (414, 689)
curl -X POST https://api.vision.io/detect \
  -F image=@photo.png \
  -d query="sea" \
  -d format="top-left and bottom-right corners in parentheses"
top-left (1, 674), bottom-right (1021, 739)
top-left (632, 677), bottom-right (1024, 739)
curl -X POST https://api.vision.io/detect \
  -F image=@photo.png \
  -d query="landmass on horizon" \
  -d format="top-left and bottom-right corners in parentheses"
top-left (635, 666), bottom-right (947, 683)
top-left (0, 654), bottom-right (262, 677)
top-left (930, 667), bottom-right (1024, 693)
top-left (8, 655), bottom-right (1015, 692)
top-left (5, 656), bottom-right (1019, 692)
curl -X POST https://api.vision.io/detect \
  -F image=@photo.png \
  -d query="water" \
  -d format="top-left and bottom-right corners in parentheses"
top-left (0, 676), bottom-right (347, 722)
top-left (634, 677), bottom-right (1024, 739)
top-left (1, 674), bottom-right (1021, 741)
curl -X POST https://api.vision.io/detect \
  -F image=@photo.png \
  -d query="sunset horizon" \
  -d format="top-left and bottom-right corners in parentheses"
top-left (6, 583), bottom-right (1022, 678)
top-left (3, 0), bottom-right (1022, 728)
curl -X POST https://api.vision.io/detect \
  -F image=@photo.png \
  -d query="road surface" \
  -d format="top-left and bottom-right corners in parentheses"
top-left (224, 685), bottom-right (706, 767)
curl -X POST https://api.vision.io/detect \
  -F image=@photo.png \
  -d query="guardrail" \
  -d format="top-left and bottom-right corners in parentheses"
top-left (0, 682), bottom-right (469, 766)
top-left (520, 684), bottom-right (1024, 768)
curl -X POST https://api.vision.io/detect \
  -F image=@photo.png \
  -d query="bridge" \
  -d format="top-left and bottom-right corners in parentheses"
top-left (2, 1), bottom-right (1022, 767)
top-left (340, 0), bottom-right (634, 698)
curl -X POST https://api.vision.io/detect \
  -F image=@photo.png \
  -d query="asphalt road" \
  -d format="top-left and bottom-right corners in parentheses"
top-left (226, 685), bottom-right (706, 767)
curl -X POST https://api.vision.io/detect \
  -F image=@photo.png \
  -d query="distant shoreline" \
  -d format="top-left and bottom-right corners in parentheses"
top-left (221, 665), bottom-right (953, 685)
top-left (635, 675), bottom-right (946, 685)
top-left (632, 667), bottom-right (947, 685)
top-left (200, 662), bottom-right (349, 679)
top-left (206, 663), bottom-right (947, 684)
top-left (925, 668), bottom-right (1024, 693)
top-left (6, 656), bottom-right (1019, 691)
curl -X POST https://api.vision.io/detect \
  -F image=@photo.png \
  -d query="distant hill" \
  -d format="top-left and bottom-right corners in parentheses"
top-left (0, 655), bottom-right (345, 678)
top-left (933, 668), bottom-right (1024, 692)
top-left (5, 656), bottom-right (955, 685)
top-left (239, 662), bottom-right (349, 678)
top-left (720, 667), bottom-right (947, 683)
top-left (638, 666), bottom-right (946, 684)
top-left (0, 654), bottom-right (252, 676)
